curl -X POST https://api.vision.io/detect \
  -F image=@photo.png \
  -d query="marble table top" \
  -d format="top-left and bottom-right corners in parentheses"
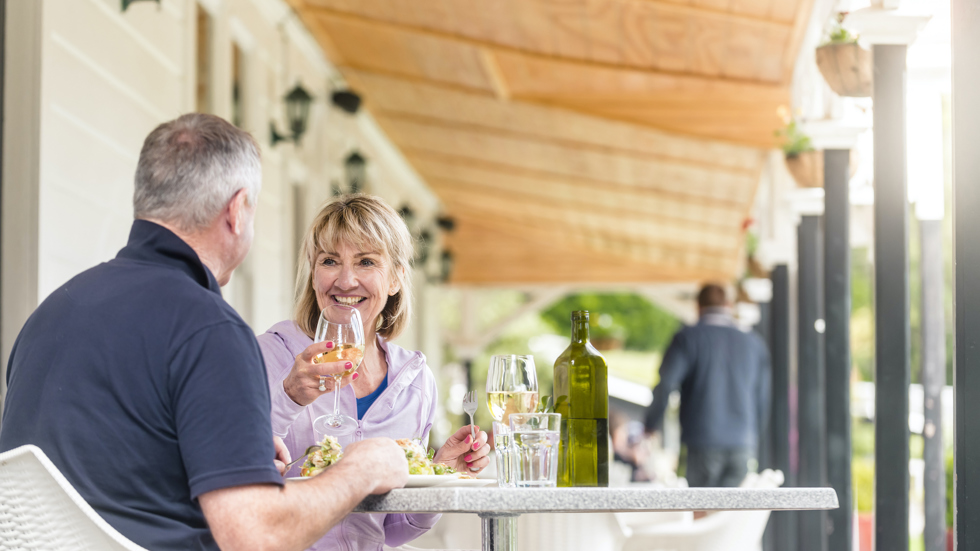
top-left (354, 487), bottom-right (839, 516)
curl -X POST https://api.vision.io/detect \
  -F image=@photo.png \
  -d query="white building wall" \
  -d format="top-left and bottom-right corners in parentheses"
top-left (15, 0), bottom-right (439, 345)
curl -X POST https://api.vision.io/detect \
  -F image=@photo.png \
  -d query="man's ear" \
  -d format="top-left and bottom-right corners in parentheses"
top-left (227, 188), bottom-right (250, 236)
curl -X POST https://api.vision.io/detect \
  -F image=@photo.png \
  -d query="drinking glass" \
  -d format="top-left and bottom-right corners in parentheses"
top-left (509, 413), bottom-right (561, 488)
top-left (492, 421), bottom-right (517, 488)
top-left (486, 355), bottom-right (539, 423)
top-left (311, 305), bottom-right (365, 437)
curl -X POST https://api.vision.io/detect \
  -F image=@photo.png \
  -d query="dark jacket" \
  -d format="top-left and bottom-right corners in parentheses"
top-left (644, 309), bottom-right (771, 450)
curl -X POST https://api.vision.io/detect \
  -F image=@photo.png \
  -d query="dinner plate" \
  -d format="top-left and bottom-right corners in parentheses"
top-left (405, 474), bottom-right (495, 488)
top-left (286, 475), bottom-right (495, 488)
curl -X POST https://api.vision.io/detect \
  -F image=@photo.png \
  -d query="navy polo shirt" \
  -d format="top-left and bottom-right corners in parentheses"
top-left (0, 220), bottom-right (282, 551)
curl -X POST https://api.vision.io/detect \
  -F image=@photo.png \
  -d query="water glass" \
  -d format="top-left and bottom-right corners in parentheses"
top-left (509, 413), bottom-right (561, 488)
top-left (493, 421), bottom-right (516, 488)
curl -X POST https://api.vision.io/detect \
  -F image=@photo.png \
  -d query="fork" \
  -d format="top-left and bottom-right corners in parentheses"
top-left (462, 390), bottom-right (478, 441)
top-left (283, 444), bottom-right (320, 473)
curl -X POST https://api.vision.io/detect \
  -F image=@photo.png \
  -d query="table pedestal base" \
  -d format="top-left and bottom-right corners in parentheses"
top-left (479, 513), bottom-right (518, 551)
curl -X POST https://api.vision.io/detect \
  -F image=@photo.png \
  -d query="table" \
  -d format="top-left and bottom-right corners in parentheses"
top-left (354, 487), bottom-right (839, 551)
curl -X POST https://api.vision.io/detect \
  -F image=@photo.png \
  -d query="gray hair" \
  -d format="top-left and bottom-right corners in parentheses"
top-left (133, 113), bottom-right (261, 231)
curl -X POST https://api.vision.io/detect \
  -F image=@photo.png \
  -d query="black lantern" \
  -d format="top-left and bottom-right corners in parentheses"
top-left (271, 83), bottom-right (313, 146)
top-left (398, 205), bottom-right (416, 229)
top-left (416, 230), bottom-right (433, 265)
top-left (345, 151), bottom-right (367, 193)
top-left (122, 0), bottom-right (159, 11)
top-left (331, 89), bottom-right (362, 114)
top-left (436, 215), bottom-right (456, 232)
top-left (440, 250), bottom-right (454, 284)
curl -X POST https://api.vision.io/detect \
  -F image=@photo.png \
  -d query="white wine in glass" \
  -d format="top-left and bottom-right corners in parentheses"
top-left (312, 304), bottom-right (365, 437)
top-left (486, 355), bottom-right (539, 423)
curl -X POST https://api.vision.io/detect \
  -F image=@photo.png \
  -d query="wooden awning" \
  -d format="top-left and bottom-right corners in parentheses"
top-left (286, 0), bottom-right (814, 284)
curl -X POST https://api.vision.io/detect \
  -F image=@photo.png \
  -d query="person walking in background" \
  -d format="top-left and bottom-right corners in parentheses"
top-left (644, 283), bottom-right (771, 487)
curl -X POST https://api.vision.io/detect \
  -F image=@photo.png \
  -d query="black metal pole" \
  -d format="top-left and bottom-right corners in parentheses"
top-left (951, 1), bottom-right (980, 547)
top-left (756, 299), bottom-right (773, 471)
top-left (798, 215), bottom-right (827, 551)
top-left (823, 149), bottom-right (852, 551)
top-left (920, 218), bottom-right (946, 551)
top-left (766, 265), bottom-right (795, 551)
top-left (873, 43), bottom-right (911, 551)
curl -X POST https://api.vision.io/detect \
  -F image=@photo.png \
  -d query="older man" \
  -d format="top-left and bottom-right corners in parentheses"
top-left (0, 114), bottom-right (407, 551)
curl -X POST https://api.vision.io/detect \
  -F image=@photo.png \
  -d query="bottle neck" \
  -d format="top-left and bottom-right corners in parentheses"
top-left (570, 318), bottom-right (590, 344)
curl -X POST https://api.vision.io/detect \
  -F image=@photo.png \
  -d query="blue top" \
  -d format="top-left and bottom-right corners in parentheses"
top-left (356, 373), bottom-right (389, 419)
top-left (644, 310), bottom-right (771, 450)
top-left (0, 220), bottom-right (282, 551)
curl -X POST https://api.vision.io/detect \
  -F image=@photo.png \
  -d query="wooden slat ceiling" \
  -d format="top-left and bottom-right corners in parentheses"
top-left (286, 0), bottom-right (814, 284)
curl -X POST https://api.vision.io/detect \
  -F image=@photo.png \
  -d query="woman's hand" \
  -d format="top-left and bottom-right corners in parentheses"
top-left (433, 425), bottom-right (490, 474)
top-left (282, 340), bottom-right (357, 407)
top-left (273, 436), bottom-right (291, 476)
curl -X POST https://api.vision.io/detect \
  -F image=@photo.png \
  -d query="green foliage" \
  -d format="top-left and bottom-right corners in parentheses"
top-left (825, 12), bottom-right (858, 44)
top-left (827, 26), bottom-right (858, 44)
top-left (851, 248), bottom-right (875, 381)
top-left (541, 293), bottom-right (680, 353)
top-left (853, 457), bottom-right (875, 513)
top-left (774, 120), bottom-right (814, 157)
top-left (947, 451), bottom-right (955, 528)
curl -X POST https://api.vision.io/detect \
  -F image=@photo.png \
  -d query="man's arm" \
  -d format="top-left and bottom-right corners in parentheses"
top-left (644, 331), bottom-right (690, 433)
top-left (199, 437), bottom-right (408, 551)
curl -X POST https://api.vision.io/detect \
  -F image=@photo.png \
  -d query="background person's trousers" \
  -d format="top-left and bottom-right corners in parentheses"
top-left (685, 447), bottom-right (754, 487)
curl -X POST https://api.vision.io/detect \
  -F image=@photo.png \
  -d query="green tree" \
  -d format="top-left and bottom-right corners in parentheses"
top-left (541, 293), bottom-right (680, 353)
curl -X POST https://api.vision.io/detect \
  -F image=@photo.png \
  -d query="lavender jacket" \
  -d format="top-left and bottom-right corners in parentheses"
top-left (257, 320), bottom-right (440, 551)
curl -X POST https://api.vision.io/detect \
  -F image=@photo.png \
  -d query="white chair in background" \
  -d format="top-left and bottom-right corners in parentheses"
top-left (0, 444), bottom-right (147, 551)
top-left (620, 470), bottom-right (785, 551)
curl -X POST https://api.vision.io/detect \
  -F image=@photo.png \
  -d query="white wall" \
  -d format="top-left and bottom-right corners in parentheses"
top-left (2, 0), bottom-right (441, 382)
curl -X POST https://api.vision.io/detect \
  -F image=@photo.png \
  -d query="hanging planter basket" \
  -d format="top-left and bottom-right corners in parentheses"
top-left (815, 42), bottom-right (872, 97)
top-left (785, 150), bottom-right (824, 188)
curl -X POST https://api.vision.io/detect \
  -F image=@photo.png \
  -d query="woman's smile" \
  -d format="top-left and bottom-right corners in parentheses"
top-left (332, 295), bottom-right (366, 306)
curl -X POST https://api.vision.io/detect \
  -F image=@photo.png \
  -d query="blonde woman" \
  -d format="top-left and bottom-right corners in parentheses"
top-left (258, 194), bottom-right (488, 550)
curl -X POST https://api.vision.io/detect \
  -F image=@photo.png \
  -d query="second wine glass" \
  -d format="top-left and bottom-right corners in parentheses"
top-left (312, 304), bottom-right (365, 437)
top-left (486, 355), bottom-right (539, 424)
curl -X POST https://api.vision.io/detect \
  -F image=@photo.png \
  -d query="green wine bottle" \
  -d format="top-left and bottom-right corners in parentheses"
top-left (553, 310), bottom-right (609, 487)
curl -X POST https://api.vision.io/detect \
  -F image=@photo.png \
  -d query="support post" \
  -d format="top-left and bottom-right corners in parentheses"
top-left (480, 514), bottom-right (517, 551)
top-left (797, 215), bottom-right (827, 551)
top-left (766, 265), bottom-right (795, 551)
top-left (920, 218), bottom-right (946, 551)
top-left (823, 149), bottom-right (852, 551)
top-left (951, 0), bottom-right (980, 545)
top-left (873, 43), bottom-right (910, 551)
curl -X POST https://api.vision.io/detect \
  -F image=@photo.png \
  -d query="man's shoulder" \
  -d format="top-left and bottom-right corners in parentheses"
top-left (61, 256), bottom-right (245, 332)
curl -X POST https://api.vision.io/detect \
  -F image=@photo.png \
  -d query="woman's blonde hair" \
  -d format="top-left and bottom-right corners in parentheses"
top-left (295, 194), bottom-right (414, 340)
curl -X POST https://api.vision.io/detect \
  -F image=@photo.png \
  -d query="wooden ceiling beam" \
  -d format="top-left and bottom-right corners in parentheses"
top-left (377, 117), bottom-right (758, 204)
top-left (445, 215), bottom-right (738, 284)
top-left (349, 69), bottom-right (766, 173)
top-left (434, 185), bottom-right (741, 252)
top-left (410, 158), bottom-right (745, 229)
top-left (405, 151), bottom-right (752, 211)
top-left (299, 6), bottom-right (796, 85)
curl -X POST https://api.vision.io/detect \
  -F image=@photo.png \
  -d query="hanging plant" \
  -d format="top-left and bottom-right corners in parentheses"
top-left (775, 118), bottom-right (823, 188)
top-left (815, 13), bottom-right (872, 97)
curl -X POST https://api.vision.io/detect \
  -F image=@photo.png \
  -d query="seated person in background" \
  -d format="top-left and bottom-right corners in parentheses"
top-left (611, 409), bottom-right (651, 483)
top-left (258, 193), bottom-right (490, 550)
top-left (643, 283), bottom-right (770, 488)
top-left (0, 113), bottom-right (407, 551)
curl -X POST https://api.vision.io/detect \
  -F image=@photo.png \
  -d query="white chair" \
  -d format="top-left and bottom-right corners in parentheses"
top-left (0, 444), bottom-right (148, 551)
top-left (620, 470), bottom-right (785, 551)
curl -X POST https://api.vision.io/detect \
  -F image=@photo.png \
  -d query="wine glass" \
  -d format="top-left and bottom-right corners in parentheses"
top-left (311, 304), bottom-right (365, 437)
top-left (486, 355), bottom-right (539, 424)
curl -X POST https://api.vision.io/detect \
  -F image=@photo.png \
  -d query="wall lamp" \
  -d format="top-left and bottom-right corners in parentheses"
top-left (270, 83), bottom-right (313, 147)
top-left (345, 151), bottom-right (366, 193)
top-left (332, 89), bottom-right (362, 114)
top-left (122, 0), bottom-right (159, 11)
